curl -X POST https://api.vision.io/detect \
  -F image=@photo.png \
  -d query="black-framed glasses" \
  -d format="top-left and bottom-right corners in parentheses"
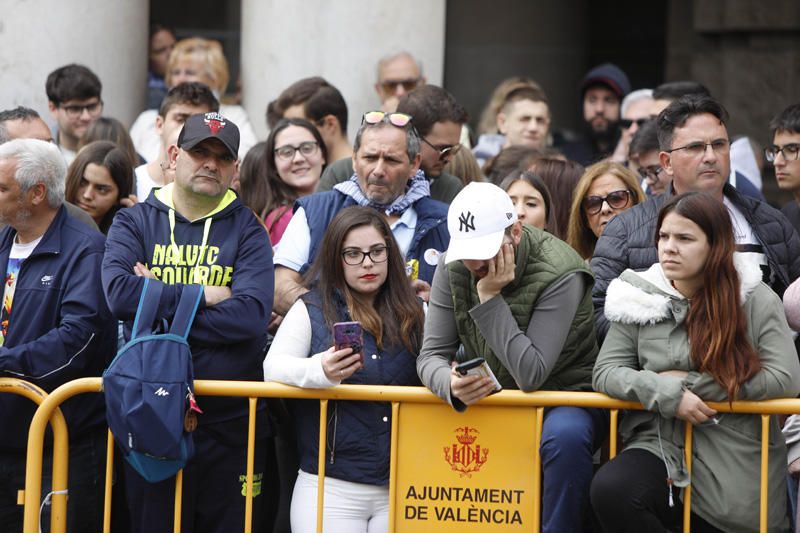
top-left (362, 111), bottom-right (413, 128)
top-left (342, 245), bottom-right (389, 266)
top-left (380, 78), bottom-right (421, 93)
top-left (637, 165), bottom-right (664, 182)
top-left (274, 141), bottom-right (319, 161)
top-left (421, 137), bottom-right (462, 160)
top-left (666, 139), bottom-right (729, 156)
top-left (60, 100), bottom-right (103, 118)
top-left (583, 190), bottom-right (633, 215)
top-left (620, 118), bottom-right (650, 129)
top-left (765, 143), bottom-right (800, 162)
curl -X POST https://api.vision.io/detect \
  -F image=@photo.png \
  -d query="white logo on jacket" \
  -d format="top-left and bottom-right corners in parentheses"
top-left (154, 387), bottom-right (170, 397)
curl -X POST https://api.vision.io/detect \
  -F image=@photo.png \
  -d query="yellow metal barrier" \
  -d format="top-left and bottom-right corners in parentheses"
top-left (22, 378), bottom-right (800, 533)
top-left (0, 378), bottom-right (69, 533)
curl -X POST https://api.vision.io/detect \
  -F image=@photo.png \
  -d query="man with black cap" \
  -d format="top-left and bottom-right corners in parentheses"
top-left (560, 63), bottom-right (631, 166)
top-left (102, 112), bottom-right (274, 533)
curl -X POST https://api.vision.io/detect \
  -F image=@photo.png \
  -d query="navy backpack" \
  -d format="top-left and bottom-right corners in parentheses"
top-left (103, 278), bottom-right (204, 483)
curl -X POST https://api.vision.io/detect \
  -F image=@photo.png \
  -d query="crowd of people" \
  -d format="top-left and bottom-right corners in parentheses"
top-left (0, 24), bottom-right (799, 533)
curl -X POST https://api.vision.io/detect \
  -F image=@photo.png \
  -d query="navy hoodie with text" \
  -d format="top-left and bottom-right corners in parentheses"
top-left (102, 184), bottom-right (274, 424)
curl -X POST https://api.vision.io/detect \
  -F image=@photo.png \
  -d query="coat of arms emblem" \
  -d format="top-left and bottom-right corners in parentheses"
top-left (444, 426), bottom-right (489, 477)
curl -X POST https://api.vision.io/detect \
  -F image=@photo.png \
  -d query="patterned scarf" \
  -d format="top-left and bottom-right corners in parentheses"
top-left (333, 170), bottom-right (430, 216)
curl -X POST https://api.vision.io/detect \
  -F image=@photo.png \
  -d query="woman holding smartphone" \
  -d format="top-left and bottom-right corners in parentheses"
top-left (591, 192), bottom-right (800, 532)
top-left (264, 206), bottom-right (425, 533)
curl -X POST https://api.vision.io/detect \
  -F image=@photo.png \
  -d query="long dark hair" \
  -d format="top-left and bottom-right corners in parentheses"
top-left (304, 207), bottom-right (424, 353)
top-left (499, 171), bottom-right (556, 234)
top-left (656, 192), bottom-right (760, 400)
top-left (65, 140), bottom-right (133, 234)
top-left (261, 118), bottom-right (327, 231)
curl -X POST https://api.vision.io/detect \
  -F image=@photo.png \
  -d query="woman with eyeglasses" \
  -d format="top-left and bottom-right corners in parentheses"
top-left (238, 118), bottom-right (327, 245)
top-left (591, 192), bottom-right (800, 532)
top-left (264, 207), bottom-right (424, 533)
top-left (567, 161), bottom-right (646, 260)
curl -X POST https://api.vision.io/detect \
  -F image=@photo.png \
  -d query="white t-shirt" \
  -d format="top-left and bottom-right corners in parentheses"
top-left (134, 164), bottom-right (159, 201)
top-left (273, 206), bottom-right (418, 271)
top-left (724, 196), bottom-right (767, 266)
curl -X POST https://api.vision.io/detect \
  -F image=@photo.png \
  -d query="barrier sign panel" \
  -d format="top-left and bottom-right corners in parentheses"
top-left (394, 403), bottom-right (537, 531)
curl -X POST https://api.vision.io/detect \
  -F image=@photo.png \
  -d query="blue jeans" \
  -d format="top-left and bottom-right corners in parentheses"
top-left (0, 428), bottom-right (106, 533)
top-left (540, 406), bottom-right (607, 533)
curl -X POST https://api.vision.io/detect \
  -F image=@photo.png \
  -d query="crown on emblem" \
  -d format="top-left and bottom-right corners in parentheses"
top-left (455, 426), bottom-right (478, 445)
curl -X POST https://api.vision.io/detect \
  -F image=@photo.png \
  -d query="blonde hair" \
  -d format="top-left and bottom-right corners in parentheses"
top-left (443, 147), bottom-right (484, 185)
top-left (477, 76), bottom-right (542, 136)
top-left (566, 161), bottom-right (645, 259)
top-left (166, 37), bottom-right (230, 94)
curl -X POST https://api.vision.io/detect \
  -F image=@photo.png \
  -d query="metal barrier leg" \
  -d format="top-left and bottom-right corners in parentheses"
top-left (316, 399), bottom-right (328, 533)
top-left (533, 407), bottom-right (544, 533)
top-left (103, 430), bottom-right (114, 533)
top-left (388, 402), bottom-right (399, 533)
top-left (609, 410), bottom-right (619, 459)
top-left (174, 469), bottom-right (183, 533)
top-left (244, 397), bottom-right (257, 533)
top-left (682, 423), bottom-right (693, 533)
top-left (760, 415), bottom-right (770, 533)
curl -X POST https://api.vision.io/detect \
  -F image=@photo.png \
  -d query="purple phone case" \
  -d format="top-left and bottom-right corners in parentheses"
top-left (333, 321), bottom-right (364, 362)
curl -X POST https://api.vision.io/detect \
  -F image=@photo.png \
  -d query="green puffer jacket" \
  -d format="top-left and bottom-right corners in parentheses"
top-left (449, 225), bottom-right (597, 391)
top-left (594, 255), bottom-right (800, 533)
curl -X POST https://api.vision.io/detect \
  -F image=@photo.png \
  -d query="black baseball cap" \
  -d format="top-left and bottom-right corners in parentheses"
top-left (177, 112), bottom-right (240, 159)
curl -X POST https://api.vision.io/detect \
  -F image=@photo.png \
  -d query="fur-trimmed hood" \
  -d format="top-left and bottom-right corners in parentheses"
top-left (604, 253), bottom-right (763, 325)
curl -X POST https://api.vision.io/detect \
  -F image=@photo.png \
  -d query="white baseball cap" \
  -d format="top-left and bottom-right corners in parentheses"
top-left (445, 182), bottom-right (516, 264)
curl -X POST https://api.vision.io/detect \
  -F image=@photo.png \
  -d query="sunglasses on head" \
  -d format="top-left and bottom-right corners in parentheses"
top-left (619, 118), bottom-right (651, 129)
top-left (362, 111), bottom-right (413, 128)
top-left (582, 189), bottom-right (633, 215)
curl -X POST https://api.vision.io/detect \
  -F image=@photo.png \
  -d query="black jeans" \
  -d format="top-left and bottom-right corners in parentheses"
top-left (591, 448), bottom-right (723, 533)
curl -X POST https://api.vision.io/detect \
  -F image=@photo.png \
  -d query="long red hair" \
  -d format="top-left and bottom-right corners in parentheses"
top-left (656, 192), bottom-right (761, 400)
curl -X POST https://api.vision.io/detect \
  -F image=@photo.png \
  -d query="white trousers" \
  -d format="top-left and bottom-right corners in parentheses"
top-left (290, 470), bottom-right (389, 533)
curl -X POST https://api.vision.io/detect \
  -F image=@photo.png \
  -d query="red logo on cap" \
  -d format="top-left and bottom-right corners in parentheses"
top-left (204, 116), bottom-right (226, 135)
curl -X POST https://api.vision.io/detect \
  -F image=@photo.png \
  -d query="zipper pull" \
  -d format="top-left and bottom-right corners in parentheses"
top-left (187, 387), bottom-right (203, 414)
top-left (667, 478), bottom-right (674, 508)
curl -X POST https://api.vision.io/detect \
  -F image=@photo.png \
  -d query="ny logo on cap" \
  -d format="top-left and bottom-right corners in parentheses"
top-left (204, 112), bottom-right (227, 134)
top-left (459, 211), bottom-right (476, 233)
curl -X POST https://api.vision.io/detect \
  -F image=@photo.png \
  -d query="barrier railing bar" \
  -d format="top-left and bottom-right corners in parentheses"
top-left (609, 409), bottom-right (619, 459)
top-left (532, 407), bottom-right (544, 533)
top-left (760, 414), bottom-right (770, 532)
top-left (103, 430), bottom-right (114, 533)
top-left (683, 423), bottom-right (693, 533)
top-left (388, 401), bottom-right (400, 533)
top-left (25, 378), bottom-right (800, 533)
top-left (244, 397), bottom-right (257, 533)
top-left (316, 399), bottom-right (328, 533)
top-left (8, 376), bottom-right (70, 533)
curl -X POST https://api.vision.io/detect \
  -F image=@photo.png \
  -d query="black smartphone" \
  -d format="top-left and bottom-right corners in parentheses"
top-left (333, 321), bottom-right (364, 364)
top-left (455, 357), bottom-right (502, 394)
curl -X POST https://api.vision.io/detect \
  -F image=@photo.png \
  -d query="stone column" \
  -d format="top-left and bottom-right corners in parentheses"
top-left (241, 0), bottom-right (447, 141)
top-left (0, 0), bottom-right (149, 128)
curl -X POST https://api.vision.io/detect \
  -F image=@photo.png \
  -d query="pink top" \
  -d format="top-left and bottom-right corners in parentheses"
top-left (264, 206), bottom-right (293, 246)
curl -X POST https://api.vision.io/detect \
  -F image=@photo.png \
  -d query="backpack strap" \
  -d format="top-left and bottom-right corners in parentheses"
top-left (131, 278), bottom-right (164, 340)
top-left (169, 285), bottom-right (204, 340)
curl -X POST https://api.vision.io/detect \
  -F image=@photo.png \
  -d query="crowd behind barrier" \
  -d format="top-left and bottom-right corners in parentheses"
top-left (13, 377), bottom-right (800, 533)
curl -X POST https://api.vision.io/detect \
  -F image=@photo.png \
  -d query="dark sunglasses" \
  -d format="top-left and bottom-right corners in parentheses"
top-left (380, 78), bottom-right (421, 93)
top-left (421, 137), bottom-right (462, 160)
top-left (619, 118), bottom-right (651, 129)
top-left (361, 111), bottom-right (413, 128)
top-left (582, 190), bottom-right (633, 215)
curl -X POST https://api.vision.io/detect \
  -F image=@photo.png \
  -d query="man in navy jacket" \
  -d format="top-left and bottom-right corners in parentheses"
top-left (103, 113), bottom-right (274, 533)
top-left (0, 139), bottom-right (115, 532)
